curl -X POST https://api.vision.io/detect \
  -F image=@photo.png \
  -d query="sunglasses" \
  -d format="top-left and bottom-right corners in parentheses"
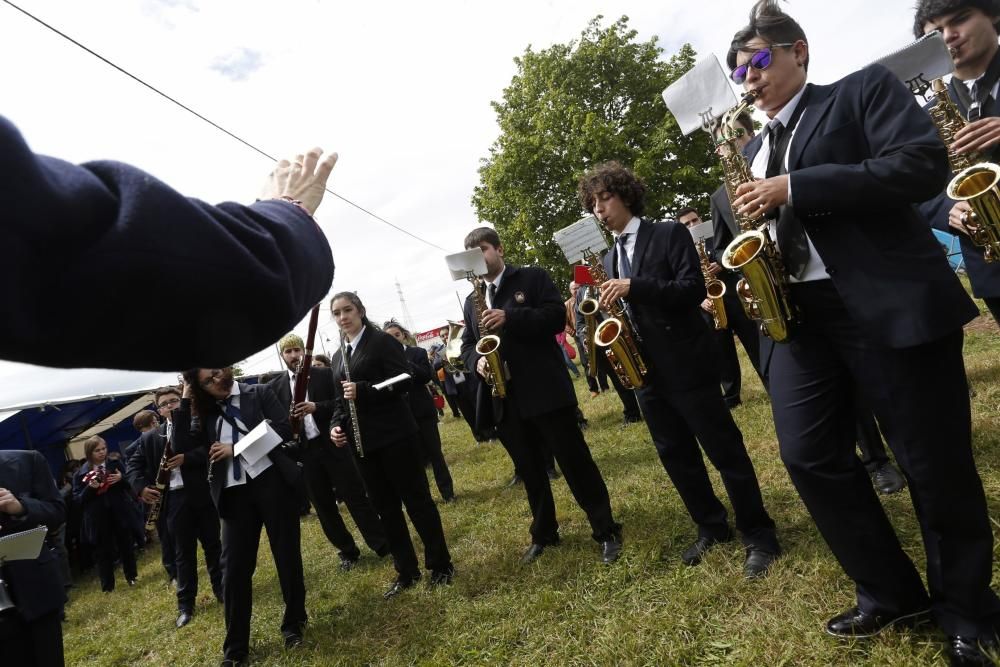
top-left (731, 43), bottom-right (796, 84)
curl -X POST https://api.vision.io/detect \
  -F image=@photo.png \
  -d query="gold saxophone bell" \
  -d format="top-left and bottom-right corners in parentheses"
top-left (947, 162), bottom-right (1000, 263)
top-left (443, 320), bottom-right (466, 372)
top-left (475, 334), bottom-right (507, 398)
top-left (577, 295), bottom-right (600, 378)
top-left (594, 318), bottom-right (646, 389)
top-left (722, 229), bottom-right (795, 342)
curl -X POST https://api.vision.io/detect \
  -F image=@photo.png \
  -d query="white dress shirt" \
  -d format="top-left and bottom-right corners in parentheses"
top-left (217, 382), bottom-right (271, 488)
top-left (610, 216), bottom-right (641, 277)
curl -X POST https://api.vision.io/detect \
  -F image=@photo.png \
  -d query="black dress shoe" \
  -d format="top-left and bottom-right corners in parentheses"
top-left (219, 659), bottom-right (247, 667)
top-left (339, 551), bottom-right (360, 571)
top-left (283, 627), bottom-right (304, 649)
top-left (521, 543), bottom-right (547, 564)
top-left (724, 397), bottom-right (742, 409)
top-left (505, 473), bottom-right (523, 488)
top-left (600, 535), bottom-right (623, 564)
top-left (871, 461), bottom-right (906, 495)
top-left (825, 605), bottom-right (931, 638)
top-left (442, 494), bottom-right (457, 503)
top-left (546, 468), bottom-right (561, 480)
top-left (680, 532), bottom-right (732, 566)
top-left (383, 574), bottom-right (421, 600)
top-left (947, 635), bottom-right (998, 666)
top-left (743, 548), bottom-right (778, 579)
top-left (429, 565), bottom-right (455, 585)
top-left (176, 610), bottom-right (193, 628)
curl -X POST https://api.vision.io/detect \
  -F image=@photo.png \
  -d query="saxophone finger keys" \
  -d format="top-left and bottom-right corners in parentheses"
top-left (480, 308), bottom-right (506, 331)
top-left (733, 175), bottom-right (789, 216)
top-left (599, 279), bottom-right (630, 310)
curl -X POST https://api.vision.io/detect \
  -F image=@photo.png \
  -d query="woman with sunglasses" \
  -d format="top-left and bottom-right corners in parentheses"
top-left (329, 292), bottom-right (454, 599)
top-left (725, 2), bottom-right (993, 662)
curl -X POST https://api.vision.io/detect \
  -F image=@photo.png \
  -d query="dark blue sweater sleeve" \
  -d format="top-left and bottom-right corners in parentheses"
top-left (1, 115), bottom-right (334, 370)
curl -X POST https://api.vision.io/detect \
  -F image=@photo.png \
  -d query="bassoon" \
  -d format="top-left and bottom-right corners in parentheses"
top-left (290, 304), bottom-right (322, 438)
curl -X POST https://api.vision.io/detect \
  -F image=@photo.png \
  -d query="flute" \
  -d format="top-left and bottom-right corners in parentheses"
top-left (339, 329), bottom-right (364, 458)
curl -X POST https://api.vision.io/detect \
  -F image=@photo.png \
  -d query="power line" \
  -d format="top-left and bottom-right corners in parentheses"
top-left (1, 0), bottom-right (449, 253)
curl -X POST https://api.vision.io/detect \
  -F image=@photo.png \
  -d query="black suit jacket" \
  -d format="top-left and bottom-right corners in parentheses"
top-left (71, 458), bottom-right (133, 545)
top-left (742, 66), bottom-right (977, 350)
top-left (172, 382), bottom-right (294, 515)
top-left (460, 264), bottom-right (577, 420)
top-left (267, 366), bottom-right (338, 436)
top-left (0, 450), bottom-right (66, 621)
top-left (603, 219), bottom-right (714, 391)
top-left (125, 422), bottom-right (211, 503)
top-left (330, 327), bottom-right (418, 454)
top-left (918, 87), bottom-right (1000, 299)
top-left (402, 344), bottom-right (438, 422)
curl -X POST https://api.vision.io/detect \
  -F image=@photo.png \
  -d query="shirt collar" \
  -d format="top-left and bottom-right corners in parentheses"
top-left (350, 326), bottom-right (366, 350)
top-left (228, 381), bottom-right (242, 398)
top-left (612, 216), bottom-right (641, 239)
top-left (772, 83), bottom-right (808, 127)
top-left (487, 265), bottom-right (507, 289)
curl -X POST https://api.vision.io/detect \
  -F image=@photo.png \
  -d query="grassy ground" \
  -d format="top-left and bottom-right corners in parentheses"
top-left (64, 317), bottom-right (1000, 666)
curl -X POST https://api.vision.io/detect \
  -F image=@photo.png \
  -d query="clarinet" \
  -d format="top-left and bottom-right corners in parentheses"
top-left (339, 329), bottom-right (364, 458)
top-left (144, 435), bottom-right (174, 531)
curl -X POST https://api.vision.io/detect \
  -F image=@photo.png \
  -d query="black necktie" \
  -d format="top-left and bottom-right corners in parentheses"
top-left (345, 344), bottom-right (353, 367)
top-left (765, 116), bottom-right (810, 279)
top-left (616, 234), bottom-right (632, 279)
top-left (219, 397), bottom-right (244, 480)
top-left (488, 283), bottom-right (498, 307)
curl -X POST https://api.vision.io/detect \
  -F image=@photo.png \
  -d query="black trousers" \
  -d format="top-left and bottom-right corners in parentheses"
top-left (706, 314), bottom-right (743, 405)
top-left (355, 438), bottom-right (452, 579)
top-left (984, 296), bottom-right (1000, 325)
top-left (595, 349), bottom-right (642, 420)
top-left (574, 334), bottom-right (610, 393)
top-left (635, 379), bottom-right (778, 552)
top-left (770, 280), bottom-right (1000, 636)
top-left (444, 392), bottom-right (462, 418)
top-left (166, 486), bottom-right (223, 612)
top-left (301, 437), bottom-right (388, 558)
top-left (415, 418), bottom-right (455, 500)
top-left (854, 404), bottom-right (889, 470)
top-left (93, 511), bottom-right (137, 591)
top-left (220, 466), bottom-right (306, 661)
top-left (497, 404), bottom-right (619, 545)
top-left (722, 273), bottom-right (766, 383)
top-left (157, 510), bottom-right (176, 580)
top-left (0, 609), bottom-right (63, 667)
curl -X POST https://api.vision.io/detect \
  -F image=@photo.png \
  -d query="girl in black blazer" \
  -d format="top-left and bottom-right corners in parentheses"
top-left (72, 435), bottom-right (138, 592)
top-left (329, 291), bottom-right (454, 599)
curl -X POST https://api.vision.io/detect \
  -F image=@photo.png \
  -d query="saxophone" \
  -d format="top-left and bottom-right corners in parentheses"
top-left (697, 240), bottom-right (728, 330)
top-left (145, 436), bottom-right (174, 531)
top-left (717, 89), bottom-right (798, 342)
top-left (931, 78), bottom-right (1000, 263)
top-left (582, 249), bottom-right (648, 390)
top-left (470, 275), bottom-right (508, 398)
top-left (576, 271), bottom-right (600, 379)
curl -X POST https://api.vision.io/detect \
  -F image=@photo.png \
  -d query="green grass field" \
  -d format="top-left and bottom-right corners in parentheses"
top-left (64, 316), bottom-right (1000, 666)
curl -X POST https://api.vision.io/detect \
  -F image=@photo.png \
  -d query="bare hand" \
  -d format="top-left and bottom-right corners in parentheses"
top-left (140, 487), bottom-right (161, 504)
top-left (949, 201), bottom-right (976, 236)
top-left (481, 308), bottom-right (506, 331)
top-left (208, 442), bottom-right (234, 463)
top-left (707, 262), bottom-right (722, 277)
top-left (733, 176), bottom-right (789, 217)
top-left (341, 381), bottom-right (357, 401)
top-left (293, 401), bottom-right (316, 418)
top-left (88, 478), bottom-right (101, 489)
top-left (599, 279), bottom-right (631, 310)
top-left (107, 471), bottom-right (122, 485)
top-left (700, 298), bottom-right (715, 314)
top-left (0, 488), bottom-right (23, 516)
top-left (260, 148), bottom-right (339, 215)
top-left (476, 356), bottom-right (489, 379)
top-left (952, 117), bottom-right (1000, 155)
top-left (166, 454), bottom-right (185, 470)
top-left (331, 426), bottom-right (348, 448)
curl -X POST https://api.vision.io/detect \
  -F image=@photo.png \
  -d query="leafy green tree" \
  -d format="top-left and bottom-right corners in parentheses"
top-left (473, 15), bottom-right (723, 286)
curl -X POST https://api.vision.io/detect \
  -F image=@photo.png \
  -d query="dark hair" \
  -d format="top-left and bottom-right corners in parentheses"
top-left (913, 0), bottom-right (1000, 37)
top-left (313, 354), bottom-right (332, 367)
top-left (727, 0), bottom-right (809, 71)
top-left (735, 111), bottom-right (755, 135)
top-left (153, 386), bottom-right (181, 404)
top-left (181, 367), bottom-right (234, 425)
top-left (382, 318), bottom-right (416, 345)
top-left (463, 226), bottom-right (502, 251)
top-left (577, 161), bottom-right (647, 217)
top-left (329, 291), bottom-right (371, 328)
top-left (676, 206), bottom-right (699, 220)
top-left (132, 409), bottom-right (159, 430)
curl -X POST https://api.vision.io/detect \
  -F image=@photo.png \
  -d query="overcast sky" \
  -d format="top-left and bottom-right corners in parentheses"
top-left (0, 0), bottom-right (923, 403)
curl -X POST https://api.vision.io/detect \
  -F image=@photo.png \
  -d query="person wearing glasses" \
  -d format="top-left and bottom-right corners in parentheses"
top-left (173, 368), bottom-right (307, 666)
top-left (126, 386), bottom-right (223, 630)
top-left (726, 2), bottom-right (994, 661)
top-left (916, 0), bottom-right (1000, 327)
top-left (329, 293), bottom-right (455, 600)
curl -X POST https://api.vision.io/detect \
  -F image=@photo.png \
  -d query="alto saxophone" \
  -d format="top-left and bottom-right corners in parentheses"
top-left (582, 249), bottom-right (648, 390)
top-left (930, 78), bottom-right (1000, 263)
top-left (697, 240), bottom-right (728, 330)
top-left (576, 285), bottom-right (600, 379)
top-left (717, 89), bottom-right (798, 342)
top-left (470, 275), bottom-right (508, 398)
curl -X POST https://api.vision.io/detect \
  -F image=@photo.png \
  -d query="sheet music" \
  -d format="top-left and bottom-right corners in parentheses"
top-left (553, 216), bottom-right (609, 264)
top-left (233, 420), bottom-right (282, 466)
top-left (687, 220), bottom-right (715, 243)
top-left (0, 525), bottom-right (48, 562)
top-left (662, 55), bottom-right (739, 136)
top-left (373, 373), bottom-right (411, 391)
top-left (874, 31), bottom-right (953, 95)
top-left (445, 248), bottom-right (488, 280)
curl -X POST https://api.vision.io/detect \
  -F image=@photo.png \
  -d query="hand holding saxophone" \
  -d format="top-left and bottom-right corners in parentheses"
top-left (480, 308), bottom-right (506, 331)
top-left (599, 278), bottom-right (631, 310)
top-left (732, 175), bottom-right (789, 216)
top-left (949, 201), bottom-right (977, 236)
top-left (951, 116), bottom-right (1000, 155)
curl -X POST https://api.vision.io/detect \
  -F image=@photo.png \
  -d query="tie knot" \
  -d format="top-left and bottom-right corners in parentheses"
top-left (618, 233), bottom-right (630, 245)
